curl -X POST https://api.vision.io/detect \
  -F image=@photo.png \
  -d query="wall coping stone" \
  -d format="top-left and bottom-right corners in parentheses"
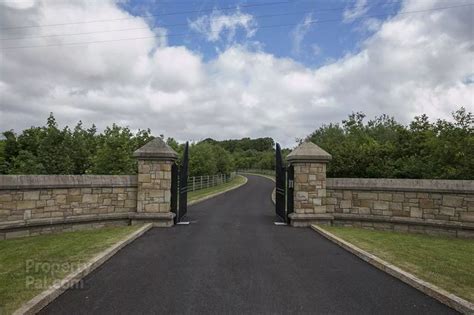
top-left (0, 213), bottom-right (130, 231)
top-left (133, 137), bottom-right (178, 160)
top-left (327, 178), bottom-right (474, 193)
top-left (333, 213), bottom-right (474, 230)
top-left (287, 142), bottom-right (332, 163)
top-left (0, 175), bottom-right (137, 190)
top-left (131, 212), bottom-right (175, 220)
top-left (0, 212), bottom-right (179, 232)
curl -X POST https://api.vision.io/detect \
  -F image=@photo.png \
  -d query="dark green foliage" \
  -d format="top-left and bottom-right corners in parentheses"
top-left (205, 137), bottom-right (276, 171)
top-left (0, 114), bottom-right (153, 175)
top-left (306, 107), bottom-right (473, 179)
top-left (89, 125), bottom-right (153, 175)
top-left (188, 142), bottom-right (235, 176)
top-left (2, 108), bottom-right (470, 179)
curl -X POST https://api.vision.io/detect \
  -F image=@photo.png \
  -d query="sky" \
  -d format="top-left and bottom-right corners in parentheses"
top-left (0, 0), bottom-right (473, 147)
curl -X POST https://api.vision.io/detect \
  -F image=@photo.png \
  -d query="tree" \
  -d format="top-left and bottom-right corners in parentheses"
top-left (306, 107), bottom-right (473, 179)
top-left (90, 124), bottom-right (137, 174)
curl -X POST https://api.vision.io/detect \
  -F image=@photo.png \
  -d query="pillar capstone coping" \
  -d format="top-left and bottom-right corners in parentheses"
top-left (287, 141), bottom-right (331, 163)
top-left (133, 137), bottom-right (178, 161)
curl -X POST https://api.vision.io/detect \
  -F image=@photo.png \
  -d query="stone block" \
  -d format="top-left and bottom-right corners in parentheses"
top-left (138, 174), bottom-right (151, 183)
top-left (23, 191), bottom-right (40, 201)
top-left (23, 209), bottom-right (32, 220)
top-left (296, 191), bottom-right (308, 201)
top-left (410, 208), bottom-right (422, 218)
top-left (17, 200), bottom-right (36, 210)
top-left (392, 193), bottom-right (405, 202)
top-left (340, 200), bottom-right (352, 209)
top-left (374, 201), bottom-right (389, 210)
top-left (124, 199), bottom-right (136, 208)
top-left (343, 191), bottom-right (352, 200)
top-left (82, 194), bottom-right (98, 203)
top-left (439, 206), bottom-right (455, 216)
top-left (66, 195), bottom-right (82, 203)
top-left (144, 203), bottom-right (160, 212)
top-left (55, 195), bottom-right (67, 205)
top-left (0, 193), bottom-right (13, 202)
top-left (50, 189), bottom-right (67, 195)
top-left (6, 230), bottom-right (29, 239)
top-left (296, 174), bottom-right (308, 183)
top-left (113, 187), bottom-right (125, 194)
top-left (69, 188), bottom-right (82, 195)
top-left (358, 192), bottom-right (378, 200)
top-left (313, 205), bottom-right (327, 213)
top-left (378, 193), bottom-right (392, 201)
top-left (460, 212), bottom-right (474, 222)
top-left (317, 189), bottom-right (326, 197)
top-left (159, 203), bottom-right (170, 212)
top-left (389, 202), bottom-right (402, 211)
top-left (360, 199), bottom-right (372, 208)
top-left (443, 196), bottom-right (463, 208)
top-left (419, 199), bottom-right (434, 209)
top-left (358, 207), bottom-right (371, 214)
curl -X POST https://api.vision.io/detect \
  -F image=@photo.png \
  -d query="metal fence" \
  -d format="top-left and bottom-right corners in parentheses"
top-left (184, 172), bottom-right (237, 192)
top-left (237, 169), bottom-right (274, 177)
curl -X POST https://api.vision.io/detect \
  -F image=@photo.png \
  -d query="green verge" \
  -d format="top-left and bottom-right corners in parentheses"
top-left (323, 226), bottom-right (474, 303)
top-left (0, 225), bottom-right (141, 314)
top-left (188, 175), bottom-right (246, 203)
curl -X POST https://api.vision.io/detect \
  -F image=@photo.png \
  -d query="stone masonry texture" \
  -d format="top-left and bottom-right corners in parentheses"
top-left (0, 185), bottom-right (137, 224)
top-left (137, 160), bottom-right (173, 213)
top-left (294, 162), bottom-right (327, 214)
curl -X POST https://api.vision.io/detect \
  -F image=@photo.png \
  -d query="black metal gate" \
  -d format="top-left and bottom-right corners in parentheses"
top-left (171, 142), bottom-right (189, 224)
top-left (275, 143), bottom-right (287, 223)
top-left (275, 143), bottom-right (294, 224)
top-left (171, 162), bottom-right (178, 223)
top-left (286, 164), bottom-right (294, 220)
top-left (178, 142), bottom-right (189, 223)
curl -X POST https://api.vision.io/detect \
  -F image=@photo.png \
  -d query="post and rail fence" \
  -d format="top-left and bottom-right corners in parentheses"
top-left (236, 169), bottom-right (274, 178)
top-left (182, 172), bottom-right (237, 193)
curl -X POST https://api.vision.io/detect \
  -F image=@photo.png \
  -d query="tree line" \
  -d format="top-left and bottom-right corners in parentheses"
top-left (0, 114), bottom-right (273, 176)
top-left (306, 107), bottom-right (473, 179)
top-left (1, 108), bottom-right (471, 179)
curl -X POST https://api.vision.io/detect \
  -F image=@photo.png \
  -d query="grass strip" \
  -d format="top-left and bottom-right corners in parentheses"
top-left (323, 226), bottom-right (474, 303)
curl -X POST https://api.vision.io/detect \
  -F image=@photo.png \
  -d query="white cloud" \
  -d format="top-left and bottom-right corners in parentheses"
top-left (311, 44), bottom-right (322, 56)
top-left (343, 0), bottom-right (369, 23)
top-left (188, 9), bottom-right (257, 42)
top-left (0, 0), bottom-right (472, 148)
top-left (291, 13), bottom-right (314, 55)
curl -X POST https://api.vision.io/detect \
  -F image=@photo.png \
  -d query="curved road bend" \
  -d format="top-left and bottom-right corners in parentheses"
top-left (41, 175), bottom-right (456, 314)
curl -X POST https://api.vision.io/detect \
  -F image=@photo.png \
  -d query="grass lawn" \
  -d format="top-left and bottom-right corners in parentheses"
top-left (188, 175), bottom-right (247, 203)
top-left (0, 225), bottom-right (141, 314)
top-left (322, 226), bottom-right (474, 303)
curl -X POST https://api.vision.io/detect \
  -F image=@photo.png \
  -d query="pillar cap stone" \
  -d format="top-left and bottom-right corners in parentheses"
top-left (287, 141), bottom-right (331, 163)
top-left (133, 137), bottom-right (178, 161)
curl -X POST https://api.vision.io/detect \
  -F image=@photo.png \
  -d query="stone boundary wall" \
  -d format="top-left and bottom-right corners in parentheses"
top-left (0, 175), bottom-right (138, 239)
top-left (325, 178), bottom-right (474, 238)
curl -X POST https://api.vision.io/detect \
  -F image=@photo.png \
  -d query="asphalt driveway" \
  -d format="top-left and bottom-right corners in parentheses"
top-left (41, 175), bottom-right (456, 314)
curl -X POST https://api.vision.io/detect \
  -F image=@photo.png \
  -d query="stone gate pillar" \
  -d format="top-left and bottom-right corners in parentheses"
top-left (287, 142), bottom-right (333, 227)
top-left (132, 137), bottom-right (178, 227)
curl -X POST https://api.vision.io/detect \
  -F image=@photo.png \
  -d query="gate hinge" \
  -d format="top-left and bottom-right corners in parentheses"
top-left (288, 180), bottom-right (294, 188)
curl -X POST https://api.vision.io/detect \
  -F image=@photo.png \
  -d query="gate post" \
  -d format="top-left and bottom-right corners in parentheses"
top-left (287, 142), bottom-right (333, 227)
top-left (132, 137), bottom-right (178, 227)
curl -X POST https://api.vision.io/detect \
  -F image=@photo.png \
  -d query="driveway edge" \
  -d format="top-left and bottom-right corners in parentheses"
top-left (13, 223), bottom-right (153, 315)
top-left (239, 173), bottom-right (276, 204)
top-left (311, 224), bottom-right (474, 314)
top-left (188, 175), bottom-right (248, 206)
